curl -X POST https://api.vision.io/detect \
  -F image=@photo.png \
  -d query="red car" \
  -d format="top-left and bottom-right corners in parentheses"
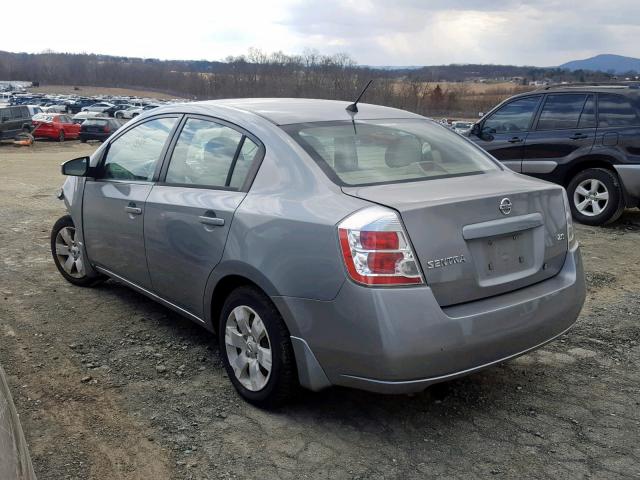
top-left (31, 113), bottom-right (81, 142)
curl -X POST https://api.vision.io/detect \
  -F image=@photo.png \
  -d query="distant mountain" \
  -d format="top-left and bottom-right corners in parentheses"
top-left (560, 54), bottom-right (640, 74)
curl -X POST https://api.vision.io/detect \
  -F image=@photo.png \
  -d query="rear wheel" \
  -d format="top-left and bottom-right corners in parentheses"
top-left (567, 168), bottom-right (624, 226)
top-left (219, 286), bottom-right (298, 408)
top-left (50, 215), bottom-right (106, 287)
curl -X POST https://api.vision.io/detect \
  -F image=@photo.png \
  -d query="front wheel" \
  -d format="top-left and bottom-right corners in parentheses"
top-left (567, 168), bottom-right (624, 226)
top-left (219, 286), bottom-right (298, 408)
top-left (50, 216), bottom-right (106, 287)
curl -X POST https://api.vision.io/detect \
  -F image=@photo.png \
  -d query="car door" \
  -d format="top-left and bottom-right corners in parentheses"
top-left (594, 93), bottom-right (640, 163)
top-left (82, 115), bottom-right (181, 288)
top-left (522, 94), bottom-right (596, 180)
top-left (144, 116), bottom-right (264, 319)
top-left (470, 95), bottom-right (542, 172)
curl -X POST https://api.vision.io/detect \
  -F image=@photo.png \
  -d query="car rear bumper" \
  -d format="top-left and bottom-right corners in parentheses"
top-left (274, 243), bottom-right (585, 394)
top-left (80, 132), bottom-right (110, 141)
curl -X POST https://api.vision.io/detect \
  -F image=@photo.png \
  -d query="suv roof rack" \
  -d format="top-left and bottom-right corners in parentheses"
top-left (538, 81), bottom-right (640, 91)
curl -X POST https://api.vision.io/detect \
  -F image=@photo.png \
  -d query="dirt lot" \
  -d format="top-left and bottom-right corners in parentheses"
top-left (0, 141), bottom-right (639, 480)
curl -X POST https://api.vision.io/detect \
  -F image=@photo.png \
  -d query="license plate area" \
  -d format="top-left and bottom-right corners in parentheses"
top-left (467, 228), bottom-right (543, 287)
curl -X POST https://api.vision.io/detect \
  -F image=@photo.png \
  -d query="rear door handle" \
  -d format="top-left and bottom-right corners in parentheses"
top-left (569, 133), bottom-right (588, 140)
top-left (508, 137), bottom-right (523, 143)
top-left (199, 212), bottom-right (225, 227)
top-left (124, 204), bottom-right (142, 215)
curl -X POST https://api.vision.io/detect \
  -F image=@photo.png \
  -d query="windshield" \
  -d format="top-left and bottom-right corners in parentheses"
top-left (283, 119), bottom-right (499, 187)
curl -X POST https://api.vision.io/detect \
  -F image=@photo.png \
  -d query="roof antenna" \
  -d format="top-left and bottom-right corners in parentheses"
top-left (346, 80), bottom-right (373, 113)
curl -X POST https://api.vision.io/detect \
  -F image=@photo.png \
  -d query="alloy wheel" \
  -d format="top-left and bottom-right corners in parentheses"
top-left (54, 226), bottom-right (85, 278)
top-left (573, 178), bottom-right (609, 217)
top-left (224, 305), bottom-right (272, 392)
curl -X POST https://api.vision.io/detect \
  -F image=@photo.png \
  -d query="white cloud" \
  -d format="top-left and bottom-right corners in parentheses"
top-left (0, 0), bottom-right (638, 66)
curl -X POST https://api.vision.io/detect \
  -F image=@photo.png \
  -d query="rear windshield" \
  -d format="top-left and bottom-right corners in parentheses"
top-left (283, 119), bottom-right (499, 187)
top-left (84, 119), bottom-right (108, 126)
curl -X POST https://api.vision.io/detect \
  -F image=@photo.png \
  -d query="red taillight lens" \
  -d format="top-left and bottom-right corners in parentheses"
top-left (338, 207), bottom-right (424, 287)
top-left (360, 231), bottom-right (399, 250)
top-left (367, 252), bottom-right (404, 274)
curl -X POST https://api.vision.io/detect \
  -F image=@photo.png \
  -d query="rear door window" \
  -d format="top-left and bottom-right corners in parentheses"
top-left (483, 96), bottom-right (541, 133)
top-left (598, 94), bottom-right (640, 127)
top-left (165, 118), bottom-right (244, 189)
top-left (536, 94), bottom-right (587, 130)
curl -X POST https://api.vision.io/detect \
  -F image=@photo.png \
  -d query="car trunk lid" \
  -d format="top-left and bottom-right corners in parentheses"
top-left (342, 171), bottom-right (568, 306)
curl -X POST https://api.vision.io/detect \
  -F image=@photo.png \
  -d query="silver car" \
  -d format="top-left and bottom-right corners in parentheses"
top-left (51, 98), bottom-right (586, 407)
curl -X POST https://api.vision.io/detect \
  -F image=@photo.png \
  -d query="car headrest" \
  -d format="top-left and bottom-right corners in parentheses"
top-left (385, 136), bottom-right (422, 168)
top-left (334, 137), bottom-right (358, 172)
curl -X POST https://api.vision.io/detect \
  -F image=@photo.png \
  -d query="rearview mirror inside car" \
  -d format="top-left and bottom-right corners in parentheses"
top-left (61, 156), bottom-right (90, 176)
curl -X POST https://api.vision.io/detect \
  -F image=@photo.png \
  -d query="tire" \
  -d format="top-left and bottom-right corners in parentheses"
top-left (50, 215), bottom-right (106, 287)
top-left (115, 112), bottom-right (123, 119)
top-left (219, 286), bottom-right (298, 408)
top-left (567, 168), bottom-right (625, 226)
top-left (58, 130), bottom-right (65, 142)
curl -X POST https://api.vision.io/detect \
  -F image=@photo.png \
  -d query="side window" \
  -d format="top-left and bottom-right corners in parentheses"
top-left (102, 117), bottom-right (177, 181)
top-left (578, 95), bottom-right (596, 128)
top-left (598, 94), bottom-right (640, 127)
top-left (229, 137), bottom-right (261, 189)
top-left (483, 96), bottom-right (540, 134)
top-left (10, 107), bottom-right (22, 120)
top-left (165, 118), bottom-right (243, 188)
top-left (536, 94), bottom-right (587, 130)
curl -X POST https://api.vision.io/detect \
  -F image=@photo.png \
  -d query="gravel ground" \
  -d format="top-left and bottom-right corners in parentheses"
top-left (0, 141), bottom-right (639, 480)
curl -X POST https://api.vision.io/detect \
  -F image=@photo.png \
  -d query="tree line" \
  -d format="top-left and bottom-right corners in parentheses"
top-left (0, 49), bottom-right (619, 117)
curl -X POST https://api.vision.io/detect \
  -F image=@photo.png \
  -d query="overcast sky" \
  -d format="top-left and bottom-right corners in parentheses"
top-left (1, 0), bottom-right (638, 66)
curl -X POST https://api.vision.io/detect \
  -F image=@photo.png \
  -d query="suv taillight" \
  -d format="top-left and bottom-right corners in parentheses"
top-left (338, 206), bottom-right (424, 286)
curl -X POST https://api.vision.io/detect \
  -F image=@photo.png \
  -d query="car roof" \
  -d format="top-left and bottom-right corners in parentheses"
top-left (177, 98), bottom-right (424, 125)
top-left (511, 85), bottom-right (640, 99)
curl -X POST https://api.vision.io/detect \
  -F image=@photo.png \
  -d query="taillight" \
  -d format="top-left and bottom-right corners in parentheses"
top-left (338, 206), bottom-right (424, 286)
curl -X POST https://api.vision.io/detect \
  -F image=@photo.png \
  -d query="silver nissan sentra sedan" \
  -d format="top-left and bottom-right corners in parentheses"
top-left (51, 98), bottom-right (586, 407)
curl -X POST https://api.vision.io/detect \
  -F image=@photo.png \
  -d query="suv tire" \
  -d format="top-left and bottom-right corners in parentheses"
top-left (50, 215), bottom-right (106, 287)
top-left (567, 168), bottom-right (624, 226)
top-left (219, 286), bottom-right (298, 408)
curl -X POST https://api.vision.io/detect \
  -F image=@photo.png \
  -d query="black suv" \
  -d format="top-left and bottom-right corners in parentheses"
top-left (469, 84), bottom-right (640, 225)
top-left (0, 106), bottom-right (32, 140)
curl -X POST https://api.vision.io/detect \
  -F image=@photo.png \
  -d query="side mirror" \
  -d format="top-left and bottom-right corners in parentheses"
top-left (480, 126), bottom-right (496, 141)
top-left (61, 156), bottom-right (90, 176)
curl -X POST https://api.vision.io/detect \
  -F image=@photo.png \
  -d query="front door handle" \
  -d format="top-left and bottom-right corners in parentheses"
top-left (125, 204), bottom-right (142, 215)
top-left (199, 212), bottom-right (225, 227)
top-left (569, 133), bottom-right (588, 140)
top-left (507, 136), bottom-right (523, 144)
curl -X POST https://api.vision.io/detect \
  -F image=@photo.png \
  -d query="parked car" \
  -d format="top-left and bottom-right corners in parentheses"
top-left (71, 111), bottom-right (106, 124)
top-left (117, 104), bottom-right (159, 119)
top-left (0, 105), bottom-right (32, 140)
top-left (25, 105), bottom-right (44, 117)
top-left (469, 84), bottom-right (640, 225)
top-left (82, 102), bottom-right (115, 114)
top-left (103, 104), bottom-right (130, 117)
top-left (79, 117), bottom-right (120, 142)
top-left (42, 103), bottom-right (68, 113)
top-left (66, 98), bottom-right (96, 114)
top-left (51, 99), bottom-right (585, 407)
top-left (451, 121), bottom-right (474, 135)
top-left (0, 365), bottom-right (37, 480)
top-left (32, 113), bottom-right (81, 141)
